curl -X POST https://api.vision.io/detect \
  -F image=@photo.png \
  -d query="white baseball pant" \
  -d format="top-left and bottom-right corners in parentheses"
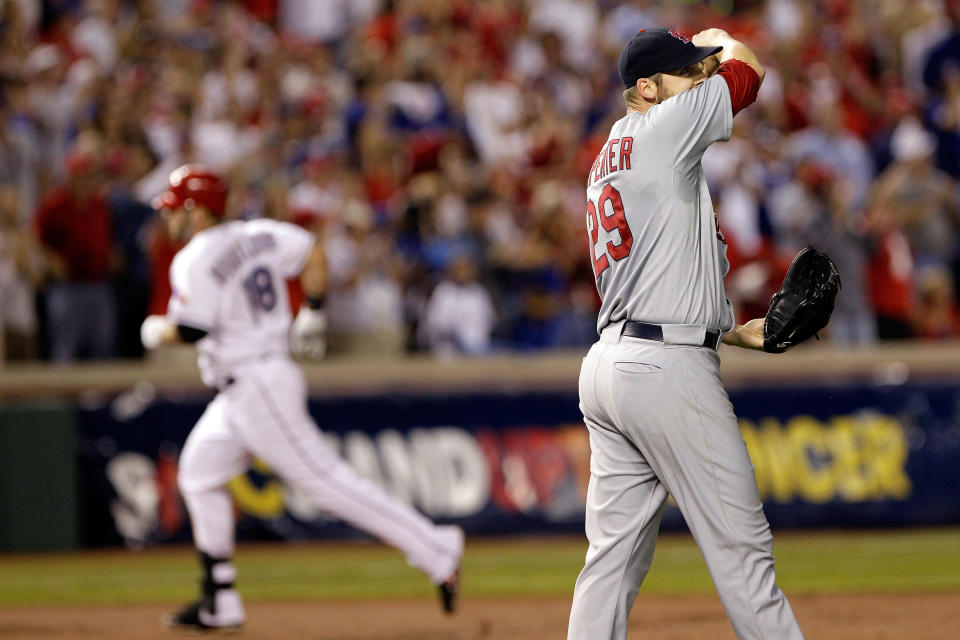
top-left (568, 323), bottom-right (805, 640)
top-left (177, 355), bottom-right (462, 585)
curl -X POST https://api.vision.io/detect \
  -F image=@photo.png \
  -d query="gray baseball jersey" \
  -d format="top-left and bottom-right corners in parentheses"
top-left (569, 70), bottom-right (805, 640)
top-left (586, 73), bottom-right (735, 334)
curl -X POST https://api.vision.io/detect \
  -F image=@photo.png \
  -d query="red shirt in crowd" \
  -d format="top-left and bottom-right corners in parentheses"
top-left (34, 186), bottom-right (114, 282)
top-left (868, 230), bottom-right (914, 322)
top-left (147, 226), bottom-right (185, 316)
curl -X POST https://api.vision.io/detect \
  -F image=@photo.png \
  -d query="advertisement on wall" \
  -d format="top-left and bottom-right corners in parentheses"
top-left (76, 380), bottom-right (960, 547)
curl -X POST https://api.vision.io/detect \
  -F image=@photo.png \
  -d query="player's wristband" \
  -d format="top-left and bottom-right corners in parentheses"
top-left (176, 324), bottom-right (208, 344)
top-left (140, 315), bottom-right (171, 350)
top-left (304, 294), bottom-right (326, 310)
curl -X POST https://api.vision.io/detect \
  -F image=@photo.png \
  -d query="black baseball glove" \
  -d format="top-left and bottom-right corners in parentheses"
top-left (762, 246), bottom-right (841, 353)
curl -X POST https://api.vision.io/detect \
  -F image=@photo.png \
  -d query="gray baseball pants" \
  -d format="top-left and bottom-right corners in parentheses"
top-left (567, 322), bottom-right (805, 640)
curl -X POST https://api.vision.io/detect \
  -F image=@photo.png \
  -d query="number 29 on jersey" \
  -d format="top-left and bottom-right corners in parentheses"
top-left (586, 184), bottom-right (633, 278)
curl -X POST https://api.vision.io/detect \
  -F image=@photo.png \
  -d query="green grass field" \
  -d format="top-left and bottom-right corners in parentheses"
top-left (1, 528), bottom-right (957, 608)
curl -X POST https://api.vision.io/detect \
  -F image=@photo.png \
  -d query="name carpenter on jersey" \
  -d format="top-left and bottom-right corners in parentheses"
top-left (588, 136), bottom-right (633, 186)
top-left (210, 232), bottom-right (277, 284)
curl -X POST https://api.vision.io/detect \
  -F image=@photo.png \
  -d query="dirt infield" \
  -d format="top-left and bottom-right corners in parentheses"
top-left (1, 592), bottom-right (958, 639)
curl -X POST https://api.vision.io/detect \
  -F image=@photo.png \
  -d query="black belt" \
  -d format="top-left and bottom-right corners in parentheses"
top-left (622, 321), bottom-right (722, 350)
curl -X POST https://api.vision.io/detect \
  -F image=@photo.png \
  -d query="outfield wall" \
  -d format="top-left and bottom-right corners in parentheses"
top-left (2, 343), bottom-right (960, 549)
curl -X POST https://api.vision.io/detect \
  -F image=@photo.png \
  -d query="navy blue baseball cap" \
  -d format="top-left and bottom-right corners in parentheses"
top-left (618, 28), bottom-right (723, 88)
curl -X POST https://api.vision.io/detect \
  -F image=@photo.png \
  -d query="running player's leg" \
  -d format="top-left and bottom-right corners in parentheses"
top-left (173, 395), bottom-right (251, 628)
top-left (621, 347), bottom-right (804, 640)
top-left (233, 361), bottom-right (461, 585)
top-left (179, 395), bottom-right (251, 556)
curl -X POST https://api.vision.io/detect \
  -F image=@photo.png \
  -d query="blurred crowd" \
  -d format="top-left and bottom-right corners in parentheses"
top-left (2, 0), bottom-right (960, 363)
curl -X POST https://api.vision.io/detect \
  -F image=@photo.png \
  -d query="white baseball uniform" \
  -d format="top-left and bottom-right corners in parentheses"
top-left (568, 72), bottom-right (804, 639)
top-left (168, 218), bottom-right (462, 623)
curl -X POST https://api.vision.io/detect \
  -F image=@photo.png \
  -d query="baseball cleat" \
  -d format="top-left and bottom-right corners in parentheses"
top-left (438, 569), bottom-right (460, 614)
top-left (162, 600), bottom-right (243, 634)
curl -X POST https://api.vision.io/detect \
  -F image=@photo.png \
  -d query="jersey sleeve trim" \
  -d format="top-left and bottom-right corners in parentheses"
top-left (716, 60), bottom-right (761, 116)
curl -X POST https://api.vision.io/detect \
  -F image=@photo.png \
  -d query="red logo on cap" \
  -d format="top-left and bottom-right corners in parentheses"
top-left (637, 29), bottom-right (646, 33)
top-left (668, 29), bottom-right (691, 43)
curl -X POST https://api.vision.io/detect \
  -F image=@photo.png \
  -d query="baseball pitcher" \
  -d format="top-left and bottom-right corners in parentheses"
top-left (141, 166), bottom-right (462, 631)
top-left (567, 28), bottom-right (806, 639)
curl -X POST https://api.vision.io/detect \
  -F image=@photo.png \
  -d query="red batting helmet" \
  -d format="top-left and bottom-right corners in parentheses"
top-left (154, 164), bottom-right (227, 217)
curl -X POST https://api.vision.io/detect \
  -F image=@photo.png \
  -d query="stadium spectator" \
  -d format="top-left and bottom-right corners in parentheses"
top-left (0, 76), bottom-right (41, 220)
top-left (22, 43), bottom-right (73, 183)
top-left (923, 0), bottom-right (960, 178)
top-left (324, 198), bottom-right (406, 356)
top-left (0, 183), bottom-right (43, 360)
top-left (913, 265), bottom-right (960, 339)
top-left (922, 0), bottom-right (960, 94)
top-left (108, 133), bottom-right (161, 359)
top-left (34, 142), bottom-right (117, 361)
top-left (784, 102), bottom-right (875, 211)
top-left (1, 0), bottom-right (960, 360)
top-left (875, 116), bottom-right (959, 290)
top-left (768, 158), bottom-right (876, 345)
top-left (422, 252), bottom-right (496, 357)
top-left (865, 203), bottom-right (916, 341)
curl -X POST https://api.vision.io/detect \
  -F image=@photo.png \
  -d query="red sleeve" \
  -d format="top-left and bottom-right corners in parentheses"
top-left (716, 59), bottom-right (761, 117)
